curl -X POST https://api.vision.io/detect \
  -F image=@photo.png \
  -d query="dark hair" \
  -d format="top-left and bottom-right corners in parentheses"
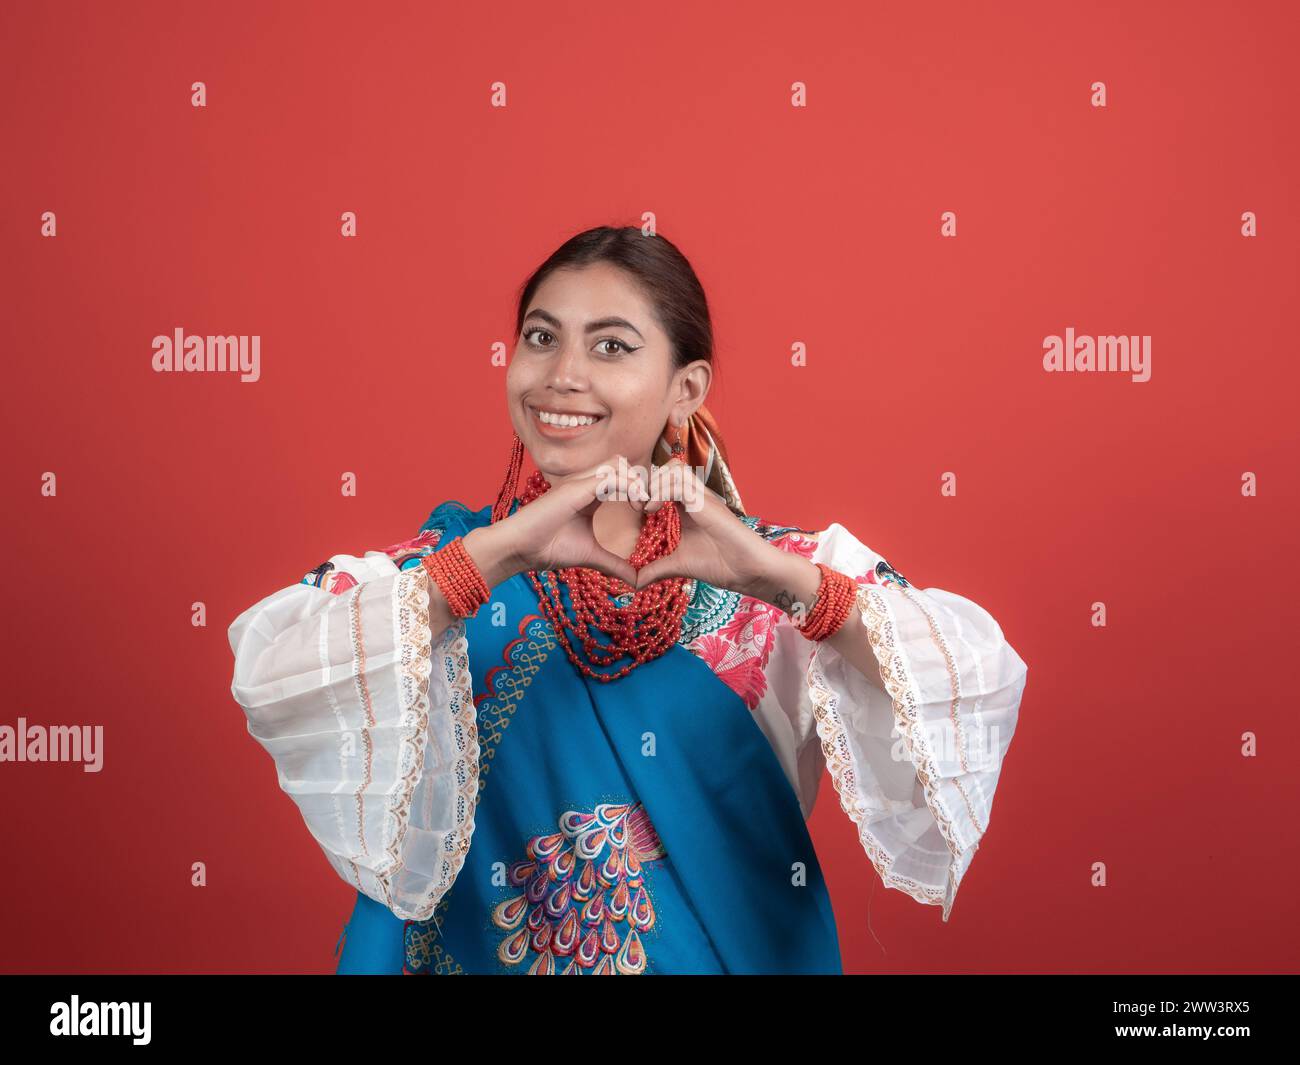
top-left (513, 226), bottom-right (714, 378)
top-left (505, 225), bottom-right (742, 516)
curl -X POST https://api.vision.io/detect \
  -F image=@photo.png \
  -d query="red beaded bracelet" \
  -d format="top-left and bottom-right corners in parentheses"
top-left (421, 536), bottom-right (491, 618)
top-left (795, 563), bottom-right (857, 641)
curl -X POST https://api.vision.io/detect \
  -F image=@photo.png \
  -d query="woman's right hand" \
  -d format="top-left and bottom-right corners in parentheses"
top-left (462, 456), bottom-right (645, 590)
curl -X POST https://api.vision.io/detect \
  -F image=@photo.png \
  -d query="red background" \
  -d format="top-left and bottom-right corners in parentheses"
top-left (2, 0), bottom-right (1296, 973)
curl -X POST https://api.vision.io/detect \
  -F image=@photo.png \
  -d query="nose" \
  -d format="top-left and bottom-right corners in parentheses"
top-left (545, 339), bottom-right (591, 394)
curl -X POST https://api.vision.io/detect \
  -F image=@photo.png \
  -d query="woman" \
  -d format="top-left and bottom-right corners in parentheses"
top-left (227, 226), bottom-right (1029, 975)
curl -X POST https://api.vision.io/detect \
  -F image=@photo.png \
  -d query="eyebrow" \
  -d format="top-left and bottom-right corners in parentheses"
top-left (523, 308), bottom-right (645, 342)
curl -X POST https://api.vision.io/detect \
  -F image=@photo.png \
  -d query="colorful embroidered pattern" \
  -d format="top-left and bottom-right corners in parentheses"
top-left (680, 578), bottom-right (741, 644)
top-left (382, 528), bottom-right (445, 570)
top-left (866, 558), bottom-right (910, 588)
top-left (301, 559), bottom-right (353, 593)
top-left (677, 516), bottom-right (815, 710)
top-left (402, 919), bottom-right (461, 976)
top-left (686, 598), bottom-right (783, 710)
top-left (742, 515), bottom-right (817, 546)
top-left (402, 611), bottom-right (558, 975)
top-left (490, 802), bottom-right (667, 974)
top-left (301, 528), bottom-right (444, 593)
top-left (323, 510), bottom-right (912, 971)
top-left (679, 516), bottom-right (912, 707)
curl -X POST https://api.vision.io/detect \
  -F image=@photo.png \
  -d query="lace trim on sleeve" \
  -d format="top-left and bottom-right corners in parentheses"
top-left (352, 566), bottom-right (479, 921)
top-left (806, 584), bottom-right (974, 922)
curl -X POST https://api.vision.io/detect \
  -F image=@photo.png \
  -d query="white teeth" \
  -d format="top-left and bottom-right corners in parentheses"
top-left (538, 410), bottom-right (598, 427)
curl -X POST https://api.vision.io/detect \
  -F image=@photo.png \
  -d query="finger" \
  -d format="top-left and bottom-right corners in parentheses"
top-left (569, 456), bottom-right (658, 515)
top-left (643, 466), bottom-right (662, 512)
top-left (617, 463), bottom-right (645, 512)
top-left (664, 462), bottom-right (690, 501)
top-left (628, 466), bottom-right (650, 511)
top-left (642, 467), bottom-right (663, 513)
top-left (576, 487), bottom-right (605, 517)
top-left (667, 463), bottom-right (717, 520)
top-left (586, 547), bottom-right (639, 589)
top-left (677, 464), bottom-right (711, 518)
top-left (648, 463), bottom-right (676, 503)
top-left (648, 463), bottom-right (688, 514)
top-left (570, 462), bottom-right (623, 513)
top-left (634, 560), bottom-right (658, 588)
top-left (635, 558), bottom-right (679, 588)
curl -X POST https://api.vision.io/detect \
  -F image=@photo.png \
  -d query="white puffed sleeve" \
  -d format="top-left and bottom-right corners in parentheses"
top-left (226, 533), bottom-right (480, 922)
top-left (755, 522), bottom-right (1028, 923)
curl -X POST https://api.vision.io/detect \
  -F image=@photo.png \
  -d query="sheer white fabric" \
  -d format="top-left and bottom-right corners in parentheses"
top-left (228, 524), bottom-right (1025, 926)
top-left (227, 552), bottom-right (479, 921)
top-left (751, 523), bottom-right (1028, 922)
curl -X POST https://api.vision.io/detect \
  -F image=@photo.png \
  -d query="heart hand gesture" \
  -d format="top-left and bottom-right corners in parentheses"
top-left (631, 463), bottom-right (779, 598)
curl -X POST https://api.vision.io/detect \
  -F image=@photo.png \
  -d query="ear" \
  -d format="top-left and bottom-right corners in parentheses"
top-left (670, 358), bottom-right (712, 420)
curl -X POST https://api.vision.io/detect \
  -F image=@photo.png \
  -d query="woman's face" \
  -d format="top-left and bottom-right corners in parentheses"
top-left (506, 262), bottom-right (709, 484)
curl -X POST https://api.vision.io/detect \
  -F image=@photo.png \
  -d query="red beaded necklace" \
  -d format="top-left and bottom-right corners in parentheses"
top-left (514, 468), bottom-right (691, 683)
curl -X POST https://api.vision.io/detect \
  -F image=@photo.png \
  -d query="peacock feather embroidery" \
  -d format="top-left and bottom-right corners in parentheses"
top-left (491, 801), bottom-right (667, 974)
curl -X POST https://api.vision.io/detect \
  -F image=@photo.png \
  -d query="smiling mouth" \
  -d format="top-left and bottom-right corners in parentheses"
top-left (530, 406), bottom-right (606, 436)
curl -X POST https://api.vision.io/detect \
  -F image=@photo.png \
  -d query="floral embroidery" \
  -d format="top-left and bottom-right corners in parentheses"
top-left (679, 517), bottom-right (913, 706)
top-left (687, 593), bottom-right (784, 709)
top-left (381, 527), bottom-right (444, 569)
top-left (858, 558), bottom-right (910, 589)
top-left (678, 516), bottom-right (814, 709)
top-left (301, 561), bottom-right (356, 594)
top-left (680, 579), bottom-right (742, 644)
top-left (718, 596), bottom-right (783, 649)
top-left (403, 612), bottom-right (557, 976)
top-left (741, 515), bottom-right (817, 547)
top-left (491, 801), bottom-right (667, 974)
top-left (691, 632), bottom-right (769, 708)
top-left (768, 529), bottom-right (818, 560)
top-left (300, 527), bottom-right (445, 594)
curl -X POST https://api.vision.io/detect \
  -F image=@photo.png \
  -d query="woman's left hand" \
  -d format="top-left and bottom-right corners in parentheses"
top-left (631, 463), bottom-right (814, 608)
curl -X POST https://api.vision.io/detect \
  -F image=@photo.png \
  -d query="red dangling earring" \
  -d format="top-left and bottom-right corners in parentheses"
top-left (491, 432), bottom-right (525, 525)
top-left (668, 419), bottom-right (685, 463)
